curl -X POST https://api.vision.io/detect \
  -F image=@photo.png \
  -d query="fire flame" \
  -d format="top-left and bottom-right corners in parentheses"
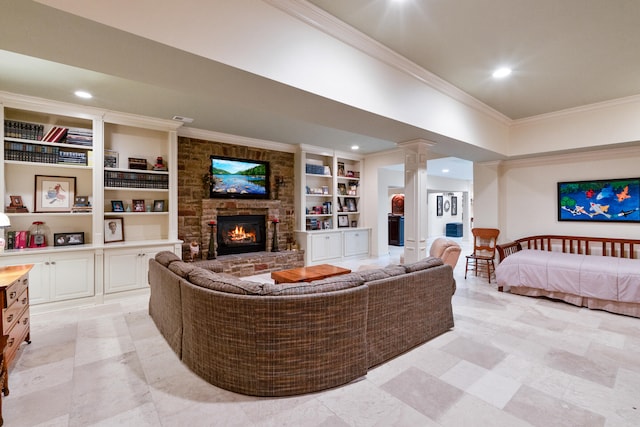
top-left (228, 225), bottom-right (256, 242)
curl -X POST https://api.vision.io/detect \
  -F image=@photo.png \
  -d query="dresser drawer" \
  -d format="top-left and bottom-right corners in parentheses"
top-left (3, 288), bottom-right (28, 335)
top-left (4, 275), bottom-right (29, 309)
top-left (5, 307), bottom-right (30, 366)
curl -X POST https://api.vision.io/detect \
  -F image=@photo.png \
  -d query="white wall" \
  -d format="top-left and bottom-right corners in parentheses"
top-left (496, 146), bottom-right (640, 242)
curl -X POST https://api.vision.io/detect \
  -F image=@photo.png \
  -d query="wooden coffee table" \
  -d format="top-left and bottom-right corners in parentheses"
top-left (271, 264), bottom-right (351, 284)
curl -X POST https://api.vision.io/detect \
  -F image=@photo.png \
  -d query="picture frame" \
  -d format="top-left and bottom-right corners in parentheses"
top-left (345, 197), bottom-right (357, 212)
top-left (351, 220), bottom-right (358, 228)
top-left (34, 175), bottom-right (76, 213)
top-left (338, 183), bottom-right (347, 195)
top-left (132, 199), bottom-right (146, 212)
top-left (153, 200), bottom-right (165, 212)
top-left (54, 232), bottom-right (85, 247)
top-left (451, 196), bottom-right (458, 216)
top-left (558, 177), bottom-right (640, 223)
top-left (337, 162), bottom-right (345, 177)
top-left (9, 195), bottom-right (23, 207)
top-left (338, 214), bottom-right (349, 228)
top-left (104, 217), bottom-right (124, 243)
top-left (436, 195), bottom-right (443, 217)
top-left (111, 200), bottom-right (124, 212)
top-left (74, 195), bottom-right (89, 206)
top-left (104, 149), bottom-right (119, 168)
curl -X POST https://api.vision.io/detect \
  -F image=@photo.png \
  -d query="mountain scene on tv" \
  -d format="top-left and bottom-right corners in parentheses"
top-left (210, 158), bottom-right (267, 195)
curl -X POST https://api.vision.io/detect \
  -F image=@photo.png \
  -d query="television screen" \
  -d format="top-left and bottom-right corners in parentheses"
top-left (209, 155), bottom-right (270, 199)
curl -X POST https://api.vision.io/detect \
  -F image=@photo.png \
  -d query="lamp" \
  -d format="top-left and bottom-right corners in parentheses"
top-left (0, 212), bottom-right (10, 252)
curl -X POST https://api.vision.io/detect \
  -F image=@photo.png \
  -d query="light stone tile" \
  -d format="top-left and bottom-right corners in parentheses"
top-left (544, 349), bottom-right (617, 388)
top-left (88, 402), bottom-right (161, 427)
top-left (466, 371), bottom-right (522, 409)
top-left (2, 381), bottom-right (72, 427)
top-left (441, 336), bottom-right (507, 370)
top-left (250, 398), bottom-right (348, 427)
top-left (439, 359), bottom-right (487, 391)
top-left (33, 414), bottom-right (70, 427)
top-left (7, 357), bottom-right (75, 398)
top-left (438, 394), bottom-right (532, 427)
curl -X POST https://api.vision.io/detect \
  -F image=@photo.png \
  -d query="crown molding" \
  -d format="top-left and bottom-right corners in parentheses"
top-left (178, 126), bottom-right (297, 153)
top-left (265, 0), bottom-right (511, 125)
top-left (502, 144), bottom-right (640, 168)
top-left (512, 93), bottom-right (640, 126)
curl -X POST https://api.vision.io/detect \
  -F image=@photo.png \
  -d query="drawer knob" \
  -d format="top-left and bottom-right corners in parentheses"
top-left (22, 317), bottom-right (28, 325)
top-left (9, 291), bottom-right (16, 299)
top-left (6, 314), bottom-right (13, 323)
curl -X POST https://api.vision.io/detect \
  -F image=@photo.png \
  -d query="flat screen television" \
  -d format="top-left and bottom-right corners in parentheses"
top-left (209, 155), bottom-right (270, 199)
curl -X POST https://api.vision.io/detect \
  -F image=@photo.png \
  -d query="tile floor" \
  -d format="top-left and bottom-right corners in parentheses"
top-left (4, 238), bottom-right (640, 426)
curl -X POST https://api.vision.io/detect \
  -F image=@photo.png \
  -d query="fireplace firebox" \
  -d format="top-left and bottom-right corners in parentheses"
top-left (216, 215), bottom-right (266, 255)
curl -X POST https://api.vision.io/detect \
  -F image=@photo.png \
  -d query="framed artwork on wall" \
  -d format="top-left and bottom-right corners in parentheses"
top-left (451, 196), bottom-right (458, 216)
top-left (436, 195), bottom-right (443, 217)
top-left (558, 177), bottom-right (640, 223)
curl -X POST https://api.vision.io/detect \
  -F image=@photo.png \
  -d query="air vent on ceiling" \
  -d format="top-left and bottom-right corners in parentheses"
top-left (172, 115), bottom-right (194, 123)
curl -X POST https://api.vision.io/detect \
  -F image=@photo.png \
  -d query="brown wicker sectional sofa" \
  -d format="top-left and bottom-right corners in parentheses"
top-left (148, 251), bottom-right (455, 397)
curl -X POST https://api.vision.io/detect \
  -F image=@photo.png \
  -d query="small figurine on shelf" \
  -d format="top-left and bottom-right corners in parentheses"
top-left (153, 156), bottom-right (168, 171)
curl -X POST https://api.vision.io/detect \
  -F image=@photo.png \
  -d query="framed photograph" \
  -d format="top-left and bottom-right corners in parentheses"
top-left (345, 197), bottom-right (357, 212)
top-left (351, 220), bottom-right (358, 228)
top-left (338, 214), bottom-right (349, 228)
top-left (111, 200), bottom-right (124, 212)
top-left (74, 195), bottom-right (89, 206)
top-left (132, 199), bottom-right (145, 212)
top-left (54, 232), bottom-right (85, 247)
top-left (9, 195), bottom-right (23, 207)
top-left (451, 196), bottom-right (458, 216)
top-left (104, 217), bottom-right (124, 243)
top-left (436, 195), bottom-right (443, 217)
top-left (338, 183), bottom-right (347, 195)
top-left (337, 162), bottom-right (345, 177)
top-left (34, 175), bottom-right (76, 213)
top-left (104, 149), bottom-right (119, 168)
top-left (558, 177), bottom-right (640, 222)
top-left (153, 200), bottom-right (165, 212)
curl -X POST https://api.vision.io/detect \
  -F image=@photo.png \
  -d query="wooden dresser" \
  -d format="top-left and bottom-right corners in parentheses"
top-left (0, 265), bottom-right (32, 367)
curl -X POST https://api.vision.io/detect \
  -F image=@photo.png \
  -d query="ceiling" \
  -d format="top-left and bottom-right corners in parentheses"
top-left (1, 0), bottom-right (639, 171)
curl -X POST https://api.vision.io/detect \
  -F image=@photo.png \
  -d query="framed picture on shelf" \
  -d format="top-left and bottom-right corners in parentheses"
top-left (34, 175), bottom-right (76, 213)
top-left (345, 197), bottom-right (357, 212)
top-left (132, 199), bottom-right (146, 212)
top-left (111, 200), bottom-right (124, 212)
top-left (338, 214), bottom-right (349, 228)
top-left (153, 200), bottom-right (165, 212)
top-left (54, 232), bottom-right (85, 247)
top-left (337, 183), bottom-right (347, 195)
top-left (9, 195), bottom-right (23, 207)
top-left (74, 195), bottom-right (89, 206)
top-left (104, 149), bottom-right (119, 168)
top-left (104, 217), bottom-right (124, 243)
top-left (351, 220), bottom-right (358, 228)
top-left (337, 162), bottom-right (345, 176)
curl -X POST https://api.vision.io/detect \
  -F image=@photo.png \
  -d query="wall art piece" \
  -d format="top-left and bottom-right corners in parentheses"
top-left (451, 196), bottom-right (458, 216)
top-left (558, 177), bottom-right (640, 222)
top-left (436, 195), bottom-right (443, 217)
top-left (34, 175), bottom-right (76, 213)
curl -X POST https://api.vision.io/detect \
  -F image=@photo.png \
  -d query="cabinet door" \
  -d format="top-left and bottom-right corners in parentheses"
top-left (343, 230), bottom-right (370, 257)
top-left (310, 232), bottom-right (341, 262)
top-left (0, 255), bottom-right (49, 304)
top-left (104, 248), bottom-right (141, 294)
top-left (50, 252), bottom-right (95, 301)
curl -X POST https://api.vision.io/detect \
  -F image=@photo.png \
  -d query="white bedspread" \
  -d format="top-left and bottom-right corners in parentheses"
top-left (495, 249), bottom-right (640, 303)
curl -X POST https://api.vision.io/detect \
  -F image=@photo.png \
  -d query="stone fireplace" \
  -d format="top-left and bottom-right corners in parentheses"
top-left (216, 214), bottom-right (266, 255)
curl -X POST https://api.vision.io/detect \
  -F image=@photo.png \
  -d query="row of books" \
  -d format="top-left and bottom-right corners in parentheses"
top-left (4, 230), bottom-right (29, 250)
top-left (104, 170), bottom-right (169, 189)
top-left (5, 142), bottom-right (88, 165)
top-left (305, 163), bottom-right (331, 176)
top-left (4, 120), bottom-right (93, 146)
top-left (4, 120), bottom-right (45, 141)
top-left (305, 218), bottom-right (333, 231)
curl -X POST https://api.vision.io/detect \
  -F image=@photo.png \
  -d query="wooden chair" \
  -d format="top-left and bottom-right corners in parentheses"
top-left (465, 228), bottom-right (500, 283)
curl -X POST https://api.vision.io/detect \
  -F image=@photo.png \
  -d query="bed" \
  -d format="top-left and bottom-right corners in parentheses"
top-left (496, 235), bottom-right (640, 318)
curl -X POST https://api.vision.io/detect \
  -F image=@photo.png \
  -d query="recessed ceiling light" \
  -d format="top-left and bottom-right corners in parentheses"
top-left (351, 145), bottom-right (359, 150)
top-left (492, 67), bottom-right (512, 79)
top-left (74, 90), bottom-right (92, 99)
top-left (442, 169), bottom-right (449, 173)
top-left (172, 115), bottom-right (194, 123)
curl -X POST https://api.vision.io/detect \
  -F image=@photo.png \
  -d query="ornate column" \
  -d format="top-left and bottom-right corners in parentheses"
top-left (398, 139), bottom-right (434, 263)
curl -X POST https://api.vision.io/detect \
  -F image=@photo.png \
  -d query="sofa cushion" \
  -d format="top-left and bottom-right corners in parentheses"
top-left (357, 268), bottom-right (390, 282)
top-left (156, 251), bottom-right (181, 267)
top-left (262, 273), bottom-right (364, 296)
top-left (187, 267), bottom-right (265, 295)
top-left (383, 265), bottom-right (408, 277)
top-left (403, 257), bottom-right (444, 273)
top-left (168, 261), bottom-right (196, 278)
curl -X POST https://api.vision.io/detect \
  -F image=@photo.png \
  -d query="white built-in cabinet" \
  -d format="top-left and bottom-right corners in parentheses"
top-left (295, 145), bottom-right (370, 265)
top-left (0, 91), bottom-right (182, 308)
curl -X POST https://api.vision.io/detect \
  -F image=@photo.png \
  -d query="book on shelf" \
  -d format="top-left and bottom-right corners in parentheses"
top-left (4, 120), bottom-right (44, 140)
top-left (42, 126), bottom-right (68, 143)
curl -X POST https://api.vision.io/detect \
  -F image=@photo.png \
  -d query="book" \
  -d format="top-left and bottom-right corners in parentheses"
top-left (42, 126), bottom-right (68, 142)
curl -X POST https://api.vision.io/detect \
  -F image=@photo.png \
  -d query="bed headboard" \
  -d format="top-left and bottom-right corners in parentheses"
top-left (497, 235), bottom-right (640, 261)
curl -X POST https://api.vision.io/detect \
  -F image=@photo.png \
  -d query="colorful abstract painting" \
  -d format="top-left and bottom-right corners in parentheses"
top-left (558, 178), bottom-right (640, 222)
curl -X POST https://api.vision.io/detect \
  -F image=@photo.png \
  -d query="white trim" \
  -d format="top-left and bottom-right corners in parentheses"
top-left (501, 145), bottom-right (640, 168)
top-left (178, 126), bottom-right (297, 153)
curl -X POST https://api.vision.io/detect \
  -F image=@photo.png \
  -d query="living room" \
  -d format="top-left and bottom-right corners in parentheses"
top-left (2, 1), bottom-right (640, 426)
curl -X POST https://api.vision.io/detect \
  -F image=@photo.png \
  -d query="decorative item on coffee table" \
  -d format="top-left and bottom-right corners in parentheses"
top-left (207, 220), bottom-right (217, 259)
top-left (271, 218), bottom-right (280, 252)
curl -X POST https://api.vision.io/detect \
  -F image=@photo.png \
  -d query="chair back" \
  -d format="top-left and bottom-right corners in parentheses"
top-left (471, 228), bottom-right (500, 258)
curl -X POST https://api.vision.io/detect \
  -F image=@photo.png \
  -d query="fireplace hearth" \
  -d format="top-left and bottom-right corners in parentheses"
top-left (216, 215), bottom-right (266, 255)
